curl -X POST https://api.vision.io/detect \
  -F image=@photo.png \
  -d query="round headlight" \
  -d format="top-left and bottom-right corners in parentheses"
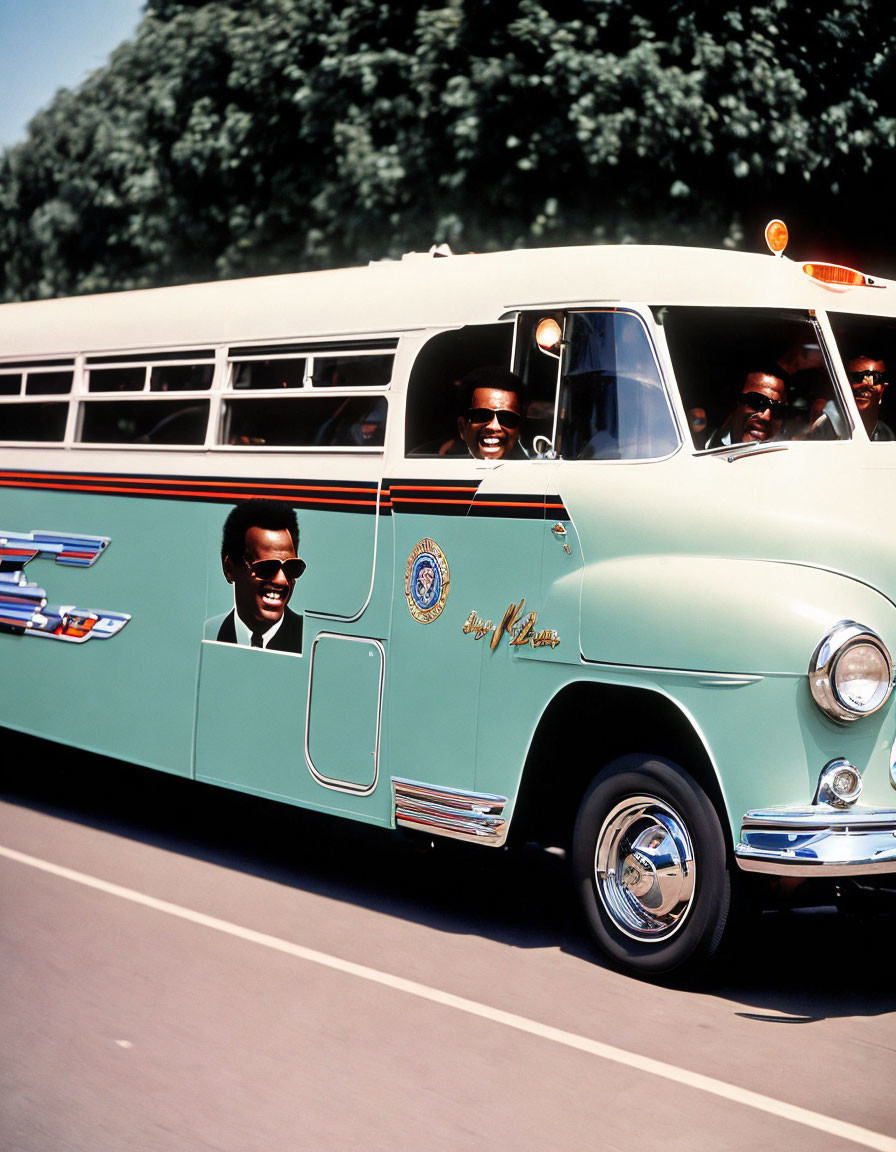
top-left (809, 621), bottom-right (894, 723)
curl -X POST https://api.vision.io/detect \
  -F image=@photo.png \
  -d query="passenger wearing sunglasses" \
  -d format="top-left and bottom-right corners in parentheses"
top-left (209, 498), bottom-right (306, 653)
top-left (455, 367), bottom-right (526, 460)
top-left (413, 366), bottom-right (526, 459)
top-left (845, 356), bottom-right (893, 440)
top-left (705, 369), bottom-right (789, 448)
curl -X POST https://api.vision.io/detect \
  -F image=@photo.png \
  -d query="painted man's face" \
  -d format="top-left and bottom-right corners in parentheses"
top-left (224, 526), bottom-right (298, 635)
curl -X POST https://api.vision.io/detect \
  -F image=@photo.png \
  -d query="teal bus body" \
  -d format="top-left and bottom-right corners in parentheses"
top-left (3, 241), bottom-right (896, 976)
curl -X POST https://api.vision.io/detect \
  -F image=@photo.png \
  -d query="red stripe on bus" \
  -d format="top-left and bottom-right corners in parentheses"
top-left (0, 471), bottom-right (376, 497)
top-left (0, 478), bottom-right (377, 506)
top-left (388, 485), bottom-right (478, 494)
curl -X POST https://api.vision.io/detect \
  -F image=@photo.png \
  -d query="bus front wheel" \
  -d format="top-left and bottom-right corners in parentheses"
top-left (572, 755), bottom-right (732, 979)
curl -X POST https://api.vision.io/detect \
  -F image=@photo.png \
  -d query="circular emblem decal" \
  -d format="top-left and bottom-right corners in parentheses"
top-left (404, 538), bottom-right (450, 624)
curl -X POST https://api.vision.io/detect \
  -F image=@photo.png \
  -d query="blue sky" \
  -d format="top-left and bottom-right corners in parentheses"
top-left (0, 0), bottom-right (145, 148)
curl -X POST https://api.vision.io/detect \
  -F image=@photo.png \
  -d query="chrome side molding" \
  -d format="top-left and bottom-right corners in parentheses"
top-left (392, 778), bottom-right (508, 846)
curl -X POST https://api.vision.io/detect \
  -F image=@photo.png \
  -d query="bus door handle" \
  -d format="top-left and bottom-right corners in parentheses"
top-left (551, 523), bottom-right (572, 554)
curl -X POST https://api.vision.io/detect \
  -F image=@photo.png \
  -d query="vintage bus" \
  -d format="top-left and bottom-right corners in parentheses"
top-left (2, 225), bottom-right (895, 978)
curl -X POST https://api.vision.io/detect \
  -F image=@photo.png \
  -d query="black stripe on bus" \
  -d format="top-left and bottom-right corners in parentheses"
top-left (0, 470), bottom-right (381, 513)
top-left (233, 339), bottom-right (398, 357)
top-left (386, 479), bottom-right (480, 517)
top-left (385, 479), bottom-right (568, 521)
top-left (1, 358), bottom-right (76, 369)
top-left (86, 350), bottom-right (215, 364)
top-left (0, 469), bottom-right (567, 521)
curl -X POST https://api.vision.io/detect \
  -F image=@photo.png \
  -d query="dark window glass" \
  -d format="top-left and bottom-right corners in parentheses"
top-left (0, 402), bottom-right (67, 441)
top-left (0, 375), bottom-right (22, 395)
top-left (222, 395), bottom-right (386, 447)
top-left (311, 355), bottom-right (392, 388)
top-left (25, 370), bottom-right (73, 394)
top-left (232, 359), bottom-right (305, 389)
top-left (80, 400), bottom-right (209, 444)
top-left (661, 307), bottom-right (844, 447)
top-left (405, 324), bottom-right (514, 455)
top-left (88, 367), bottom-right (146, 392)
top-left (150, 364), bottom-right (214, 391)
top-left (828, 313), bottom-right (896, 442)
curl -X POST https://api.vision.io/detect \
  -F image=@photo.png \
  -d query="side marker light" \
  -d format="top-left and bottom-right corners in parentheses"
top-left (802, 262), bottom-right (883, 289)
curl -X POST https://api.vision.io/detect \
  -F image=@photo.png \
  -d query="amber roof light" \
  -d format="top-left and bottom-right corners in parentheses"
top-left (764, 219), bottom-right (789, 255)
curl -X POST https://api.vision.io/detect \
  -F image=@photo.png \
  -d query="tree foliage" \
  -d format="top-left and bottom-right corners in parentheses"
top-left (2, 0), bottom-right (895, 300)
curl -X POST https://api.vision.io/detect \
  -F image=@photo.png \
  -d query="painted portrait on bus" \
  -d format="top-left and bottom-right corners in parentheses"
top-left (205, 499), bottom-right (305, 654)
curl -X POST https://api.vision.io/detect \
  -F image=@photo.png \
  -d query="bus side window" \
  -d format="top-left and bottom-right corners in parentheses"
top-left (79, 399), bottom-right (210, 444)
top-left (232, 359), bottom-right (306, 389)
top-left (405, 324), bottom-right (514, 455)
top-left (221, 395), bottom-right (387, 448)
top-left (311, 355), bottom-right (393, 389)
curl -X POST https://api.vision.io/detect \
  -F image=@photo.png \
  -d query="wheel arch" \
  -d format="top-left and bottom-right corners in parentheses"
top-left (510, 679), bottom-right (727, 850)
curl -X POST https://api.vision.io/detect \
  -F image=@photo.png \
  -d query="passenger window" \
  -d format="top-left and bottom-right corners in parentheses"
top-left (661, 307), bottom-right (846, 448)
top-left (150, 364), bottom-right (214, 391)
top-left (311, 355), bottom-right (392, 389)
top-left (0, 402), bottom-right (68, 441)
top-left (828, 313), bottom-right (896, 442)
top-left (79, 399), bottom-right (210, 444)
top-left (25, 370), bottom-right (73, 395)
top-left (88, 366), bottom-right (147, 392)
top-left (555, 312), bottom-right (678, 460)
top-left (221, 395), bottom-right (386, 448)
top-left (232, 359), bottom-right (306, 389)
top-left (405, 324), bottom-right (515, 455)
top-left (0, 374), bottom-right (23, 395)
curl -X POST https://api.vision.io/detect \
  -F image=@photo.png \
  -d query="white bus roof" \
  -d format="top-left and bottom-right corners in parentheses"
top-left (1, 243), bottom-right (894, 359)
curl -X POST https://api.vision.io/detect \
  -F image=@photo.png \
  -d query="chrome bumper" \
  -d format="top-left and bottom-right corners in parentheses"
top-left (393, 778), bottom-right (508, 846)
top-left (736, 805), bottom-right (896, 877)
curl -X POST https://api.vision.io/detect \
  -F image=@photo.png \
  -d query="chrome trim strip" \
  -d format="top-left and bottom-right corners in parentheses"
top-left (393, 778), bottom-right (508, 846)
top-left (735, 804), bottom-right (896, 876)
top-left (890, 733), bottom-right (896, 792)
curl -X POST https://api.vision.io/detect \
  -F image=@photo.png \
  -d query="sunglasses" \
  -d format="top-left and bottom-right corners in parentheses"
top-left (243, 556), bottom-right (306, 581)
top-left (740, 391), bottom-right (788, 419)
top-left (847, 369), bottom-right (887, 386)
top-left (465, 407), bottom-right (521, 429)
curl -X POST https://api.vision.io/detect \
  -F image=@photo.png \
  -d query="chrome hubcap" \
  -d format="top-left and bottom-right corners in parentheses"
top-left (594, 795), bottom-right (695, 942)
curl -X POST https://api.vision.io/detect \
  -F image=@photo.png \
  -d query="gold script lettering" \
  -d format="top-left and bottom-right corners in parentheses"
top-left (464, 600), bottom-right (561, 650)
top-left (463, 611), bottom-right (494, 640)
top-left (490, 599), bottom-right (526, 651)
top-left (509, 611), bottom-right (537, 646)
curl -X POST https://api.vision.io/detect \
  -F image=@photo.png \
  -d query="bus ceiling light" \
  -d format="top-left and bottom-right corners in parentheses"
top-left (535, 317), bottom-right (562, 356)
top-left (809, 621), bottom-right (894, 724)
top-left (802, 261), bottom-right (884, 289)
top-left (815, 759), bottom-right (863, 808)
top-left (765, 219), bottom-right (789, 256)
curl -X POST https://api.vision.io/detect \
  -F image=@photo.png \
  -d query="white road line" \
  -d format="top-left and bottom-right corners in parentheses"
top-left (2, 841), bottom-right (893, 1151)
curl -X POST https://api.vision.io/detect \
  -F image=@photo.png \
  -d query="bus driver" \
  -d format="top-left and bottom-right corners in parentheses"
top-left (419, 366), bottom-right (526, 459)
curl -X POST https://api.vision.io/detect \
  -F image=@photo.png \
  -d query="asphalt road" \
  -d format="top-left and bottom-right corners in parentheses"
top-left (2, 736), bottom-right (895, 1152)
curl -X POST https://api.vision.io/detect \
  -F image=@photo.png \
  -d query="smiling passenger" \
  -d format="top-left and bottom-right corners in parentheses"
top-left (455, 367), bottom-right (526, 460)
top-left (845, 355), bottom-right (893, 440)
